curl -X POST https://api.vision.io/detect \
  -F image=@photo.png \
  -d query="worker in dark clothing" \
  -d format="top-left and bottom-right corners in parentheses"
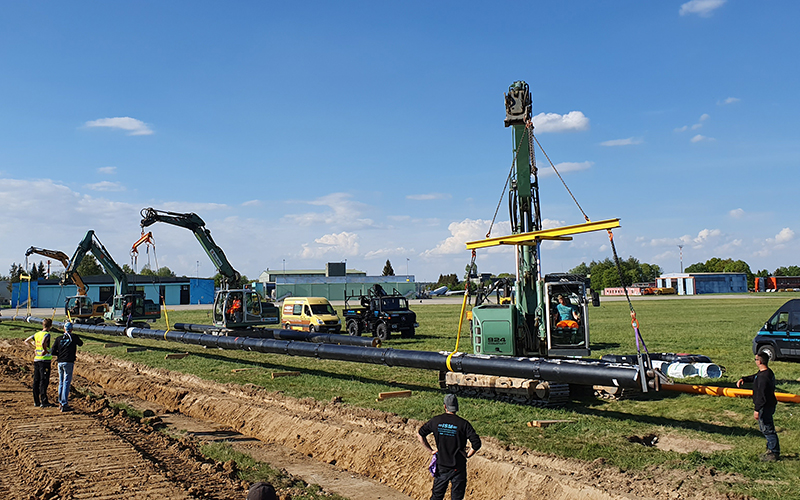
top-left (24, 318), bottom-right (54, 407)
top-left (737, 352), bottom-right (780, 461)
top-left (246, 482), bottom-right (277, 500)
top-left (418, 394), bottom-right (481, 500)
top-left (51, 321), bottom-right (84, 412)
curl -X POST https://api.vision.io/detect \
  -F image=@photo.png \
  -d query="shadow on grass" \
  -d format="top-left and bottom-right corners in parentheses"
top-left (566, 395), bottom-right (762, 438)
top-left (590, 342), bottom-right (622, 350)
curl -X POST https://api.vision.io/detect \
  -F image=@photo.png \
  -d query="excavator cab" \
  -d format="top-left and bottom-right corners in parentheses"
top-left (65, 296), bottom-right (108, 324)
top-left (213, 289), bottom-right (280, 329)
top-left (106, 293), bottom-right (160, 326)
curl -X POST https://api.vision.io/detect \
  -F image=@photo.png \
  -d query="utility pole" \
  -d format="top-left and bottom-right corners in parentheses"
top-left (678, 245), bottom-right (684, 273)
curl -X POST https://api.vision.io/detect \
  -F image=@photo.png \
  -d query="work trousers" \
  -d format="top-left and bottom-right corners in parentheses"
top-left (58, 362), bottom-right (75, 407)
top-left (430, 466), bottom-right (467, 500)
top-left (32, 360), bottom-right (51, 406)
top-left (758, 406), bottom-right (780, 454)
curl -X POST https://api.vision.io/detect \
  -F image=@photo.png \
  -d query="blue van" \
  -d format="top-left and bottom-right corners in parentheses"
top-left (752, 299), bottom-right (800, 361)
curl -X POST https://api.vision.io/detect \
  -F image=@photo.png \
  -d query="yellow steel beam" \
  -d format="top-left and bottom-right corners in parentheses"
top-left (466, 218), bottom-right (621, 250)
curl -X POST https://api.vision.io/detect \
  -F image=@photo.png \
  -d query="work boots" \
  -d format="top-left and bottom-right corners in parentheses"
top-left (760, 451), bottom-right (780, 462)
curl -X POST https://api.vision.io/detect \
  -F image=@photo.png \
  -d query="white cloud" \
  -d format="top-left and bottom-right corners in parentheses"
top-left (364, 247), bottom-right (414, 260)
top-left (729, 208), bottom-right (745, 219)
top-left (97, 166), bottom-right (117, 174)
top-left (422, 219), bottom-right (492, 256)
top-left (691, 123), bottom-right (703, 130)
top-left (540, 161), bottom-right (593, 177)
top-left (718, 97), bottom-right (740, 105)
top-left (774, 228), bottom-right (795, 244)
top-left (85, 181), bottom-right (126, 192)
top-left (690, 134), bottom-right (714, 143)
top-left (406, 193), bottom-right (452, 201)
top-left (534, 111), bottom-right (590, 133)
top-left (299, 232), bottom-right (360, 259)
top-left (699, 113), bottom-right (710, 122)
top-left (674, 125), bottom-right (688, 133)
top-left (241, 200), bottom-right (262, 207)
top-left (679, 0), bottom-right (726, 17)
top-left (694, 228), bottom-right (721, 244)
top-left (85, 117), bottom-right (154, 136)
top-left (600, 137), bottom-right (643, 147)
top-left (283, 193), bottom-right (375, 229)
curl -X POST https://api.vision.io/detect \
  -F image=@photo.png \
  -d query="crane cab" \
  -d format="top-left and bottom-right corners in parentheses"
top-left (213, 289), bottom-right (280, 329)
top-left (543, 277), bottom-right (591, 357)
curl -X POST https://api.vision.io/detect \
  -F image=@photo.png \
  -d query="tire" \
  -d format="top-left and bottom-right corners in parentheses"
top-left (284, 323), bottom-right (291, 330)
top-left (347, 320), bottom-right (361, 337)
top-left (309, 324), bottom-right (315, 333)
top-left (375, 322), bottom-right (390, 341)
top-left (758, 344), bottom-right (778, 362)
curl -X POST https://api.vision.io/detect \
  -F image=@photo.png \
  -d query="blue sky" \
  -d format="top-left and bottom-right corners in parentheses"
top-left (2, 1), bottom-right (797, 283)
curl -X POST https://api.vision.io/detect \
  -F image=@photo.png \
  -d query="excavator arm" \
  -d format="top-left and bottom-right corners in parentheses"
top-left (25, 246), bottom-right (88, 296)
top-left (66, 231), bottom-right (129, 296)
top-left (140, 208), bottom-right (241, 289)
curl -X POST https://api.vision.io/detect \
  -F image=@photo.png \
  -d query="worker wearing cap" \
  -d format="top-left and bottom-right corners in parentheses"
top-left (51, 321), bottom-right (83, 412)
top-left (737, 352), bottom-right (780, 461)
top-left (24, 318), bottom-right (54, 407)
top-left (418, 394), bottom-right (481, 500)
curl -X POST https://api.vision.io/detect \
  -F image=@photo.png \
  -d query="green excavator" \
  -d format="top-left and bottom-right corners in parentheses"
top-left (65, 231), bottom-right (161, 326)
top-left (139, 208), bottom-right (280, 331)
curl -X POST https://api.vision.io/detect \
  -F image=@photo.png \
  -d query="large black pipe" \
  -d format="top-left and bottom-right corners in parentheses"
top-left (172, 322), bottom-right (380, 348)
top-left (11, 315), bottom-right (647, 389)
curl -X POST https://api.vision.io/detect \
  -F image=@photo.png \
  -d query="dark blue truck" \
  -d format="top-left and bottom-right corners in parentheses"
top-left (753, 299), bottom-right (800, 361)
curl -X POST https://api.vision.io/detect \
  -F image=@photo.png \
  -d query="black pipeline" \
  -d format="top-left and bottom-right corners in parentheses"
top-left (12, 315), bottom-right (648, 389)
top-left (172, 322), bottom-right (380, 348)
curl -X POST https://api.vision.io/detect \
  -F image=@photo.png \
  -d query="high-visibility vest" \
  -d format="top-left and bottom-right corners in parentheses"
top-left (34, 330), bottom-right (52, 362)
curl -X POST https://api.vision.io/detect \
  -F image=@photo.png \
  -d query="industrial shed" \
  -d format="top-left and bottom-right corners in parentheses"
top-left (656, 272), bottom-right (747, 295)
top-left (259, 263), bottom-right (416, 301)
top-left (11, 276), bottom-right (215, 309)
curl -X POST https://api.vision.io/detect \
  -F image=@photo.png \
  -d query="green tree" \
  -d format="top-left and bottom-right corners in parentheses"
top-left (382, 259), bottom-right (395, 276)
top-left (156, 266), bottom-right (176, 278)
top-left (775, 266), bottom-right (800, 276)
top-left (685, 257), bottom-right (754, 288)
top-left (76, 254), bottom-right (105, 276)
top-left (140, 265), bottom-right (156, 276)
top-left (122, 264), bottom-right (134, 274)
top-left (435, 273), bottom-right (459, 289)
top-left (37, 261), bottom-right (47, 279)
top-left (213, 273), bottom-right (250, 288)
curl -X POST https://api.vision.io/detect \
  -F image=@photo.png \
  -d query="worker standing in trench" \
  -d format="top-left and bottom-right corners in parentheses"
top-left (737, 352), bottom-right (780, 462)
top-left (418, 394), bottom-right (481, 500)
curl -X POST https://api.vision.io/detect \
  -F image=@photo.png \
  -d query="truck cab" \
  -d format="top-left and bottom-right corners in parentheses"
top-left (753, 299), bottom-right (800, 361)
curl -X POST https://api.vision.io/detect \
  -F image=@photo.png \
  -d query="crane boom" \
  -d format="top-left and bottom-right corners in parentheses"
top-left (140, 208), bottom-right (240, 289)
top-left (25, 246), bottom-right (88, 296)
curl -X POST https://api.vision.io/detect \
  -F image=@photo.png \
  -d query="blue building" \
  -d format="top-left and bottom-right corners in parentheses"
top-left (11, 275), bottom-right (215, 308)
top-left (656, 273), bottom-right (748, 295)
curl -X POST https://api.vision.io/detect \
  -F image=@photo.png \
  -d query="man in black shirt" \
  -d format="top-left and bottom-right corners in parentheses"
top-left (51, 321), bottom-right (83, 412)
top-left (737, 352), bottom-right (780, 461)
top-left (418, 394), bottom-right (481, 500)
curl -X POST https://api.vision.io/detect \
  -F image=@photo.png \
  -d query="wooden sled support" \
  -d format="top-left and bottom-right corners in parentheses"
top-left (527, 419), bottom-right (574, 428)
top-left (271, 371), bottom-right (301, 379)
top-left (164, 352), bottom-right (189, 360)
top-left (377, 390), bottom-right (412, 401)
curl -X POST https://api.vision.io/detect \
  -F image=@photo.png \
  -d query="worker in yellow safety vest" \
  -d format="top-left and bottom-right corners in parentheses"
top-left (24, 318), bottom-right (54, 407)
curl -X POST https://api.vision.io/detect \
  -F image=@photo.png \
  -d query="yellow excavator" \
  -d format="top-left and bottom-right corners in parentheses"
top-left (24, 246), bottom-right (109, 324)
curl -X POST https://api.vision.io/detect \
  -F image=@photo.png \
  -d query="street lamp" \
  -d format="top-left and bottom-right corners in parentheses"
top-left (406, 258), bottom-right (409, 277)
top-left (196, 260), bottom-right (199, 278)
top-left (678, 245), bottom-right (684, 273)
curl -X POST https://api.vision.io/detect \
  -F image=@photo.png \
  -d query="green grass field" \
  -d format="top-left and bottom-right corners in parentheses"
top-left (3, 294), bottom-right (800, 499)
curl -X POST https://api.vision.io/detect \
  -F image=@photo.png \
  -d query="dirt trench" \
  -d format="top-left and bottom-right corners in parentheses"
top-left (0, 339), bottom-right (750, 499)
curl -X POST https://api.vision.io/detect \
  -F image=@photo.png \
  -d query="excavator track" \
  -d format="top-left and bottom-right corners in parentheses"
top-left (442, 372), bottom-right (571, 407)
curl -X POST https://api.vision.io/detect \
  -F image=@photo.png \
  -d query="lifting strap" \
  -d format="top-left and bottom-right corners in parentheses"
top-left (447, 250), bottom-right (476, 371)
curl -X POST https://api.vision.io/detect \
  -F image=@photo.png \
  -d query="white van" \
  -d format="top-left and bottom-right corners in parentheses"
top-left (281, 297), bottom-right (342, 333)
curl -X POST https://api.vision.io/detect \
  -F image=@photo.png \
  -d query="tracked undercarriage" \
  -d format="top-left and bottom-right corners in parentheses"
top-left (442, 372), bottom-right (571, 407)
